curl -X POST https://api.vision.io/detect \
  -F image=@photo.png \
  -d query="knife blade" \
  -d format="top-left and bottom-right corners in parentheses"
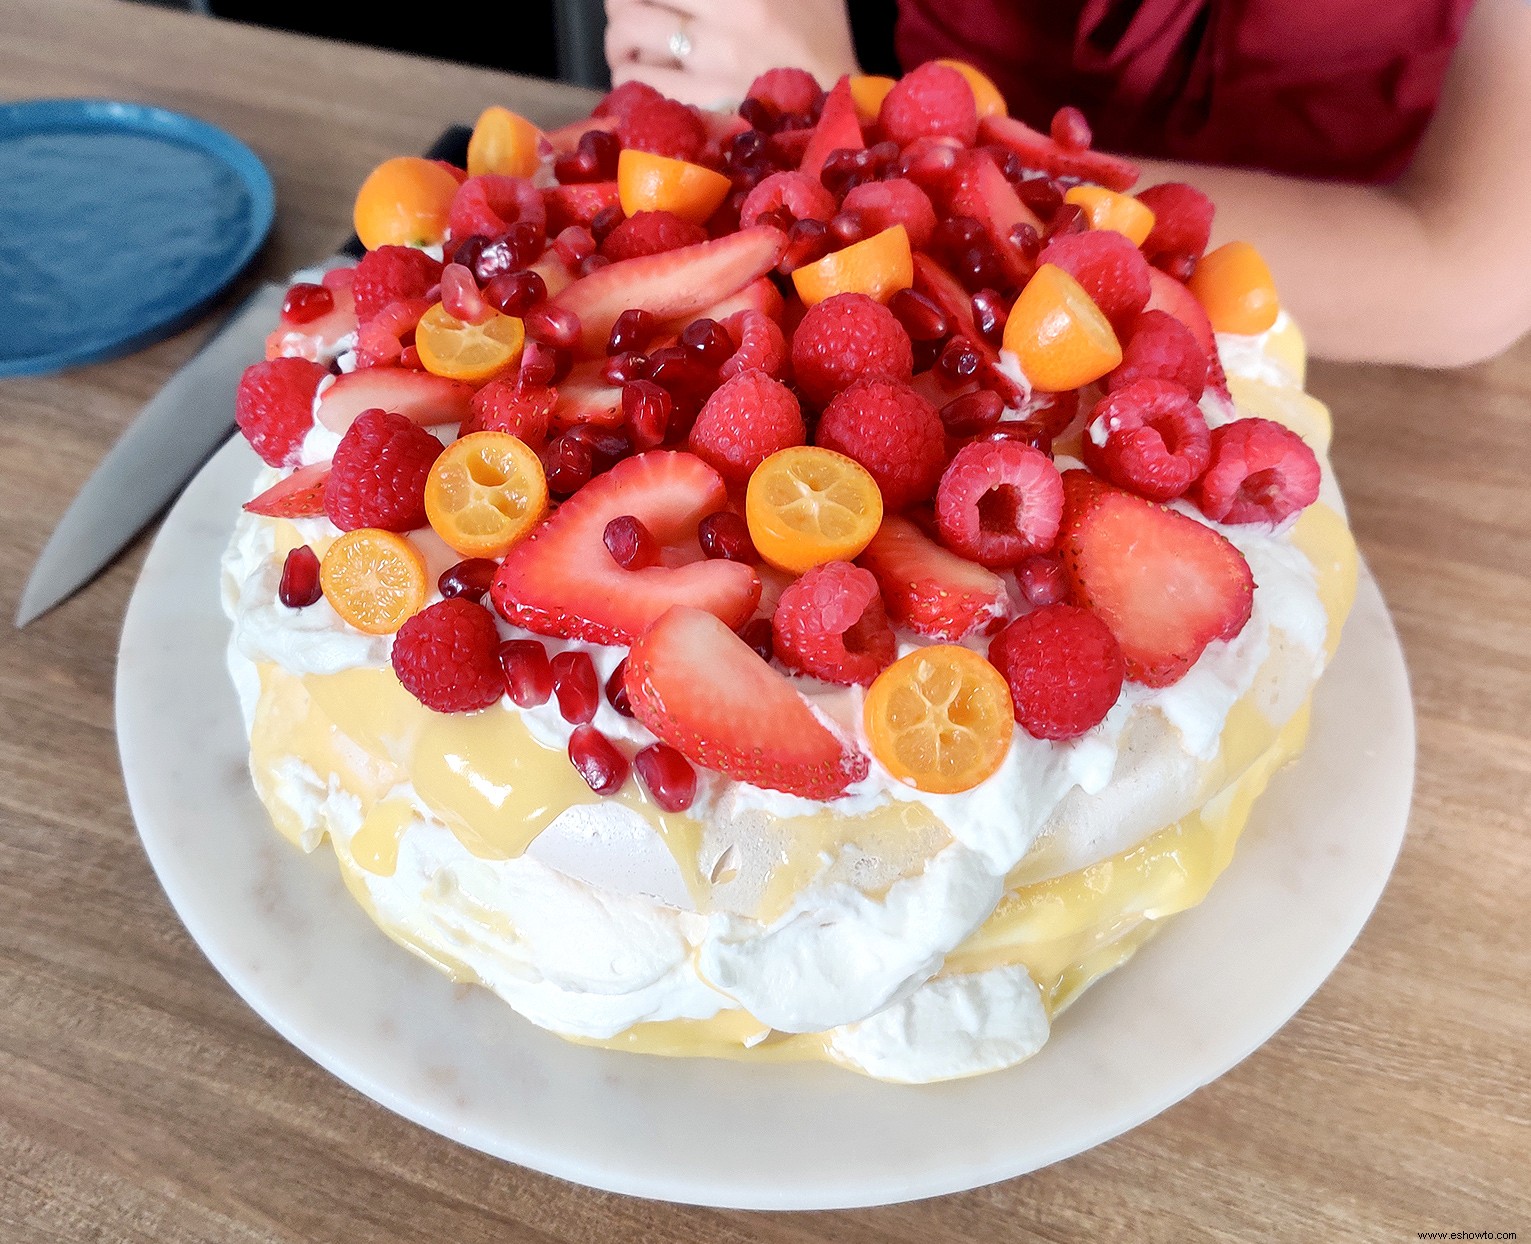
top-left (16, 125), bottom-right (472, 627)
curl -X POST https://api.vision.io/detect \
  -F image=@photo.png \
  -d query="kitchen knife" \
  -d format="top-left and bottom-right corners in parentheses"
top-left (15, 125), bottom-right (472, 628)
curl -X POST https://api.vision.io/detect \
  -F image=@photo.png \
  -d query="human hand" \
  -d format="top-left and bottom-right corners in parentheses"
top-left (604, 0), bottom-right (860, 109)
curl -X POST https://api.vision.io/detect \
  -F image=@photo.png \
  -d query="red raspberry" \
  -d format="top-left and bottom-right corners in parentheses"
top-left (816, 377), bottom-right (944, 511)
top-left (599, 210), bottom-right (707, 262)
top-left (790, 292), bottom-right (914, 408)
top-left (746, 68), bottom-right (822, 118)
top-left (1036, 230), bottom-right (1151, 329)
top-left (688, 371), bottom-right (806, 485)
top-left (593, 80), bottom-right (664, 118)
top-left (1136, 182), bottom-right (1215, 261)
top-left (1191, 417), bottom-right (1321, 525)
top-left (719, 309), bottom-right (787, 380)
top-left (772, 561), bottom-right (896, 686)
top-left (544, 181), bottom-right (622, 233)
top-left (988, 604), bottom-right (1125, 740)
top-left (1109, 309), bottom-right (1209, 400)
top-left (841, 178), bottom-right (938, 250)
top-left (878, 61), bottom-right (979, 147)
top-left (617, 98), bottom-right (706, 161)
top-left (391, 599), bottom-right (505, 713)
top-left (449, 174), bottom-right (546, 241)
top-left (352, 246), bottom-right (442, 323)
top-left (461, 380), bottom-right (557, 444)
top-left (323, 409), bottom-right (442, 532)
top-left (354, 297), bottom-right (431, 369)
top-left (235, 357), bottom-right (327, 467)
top-left (740, 171), bottom-right (837, 228)
top-left (1082, 379), bottom-right (1211, 502)
top-left (935, 439), bottom-right (1064, 567)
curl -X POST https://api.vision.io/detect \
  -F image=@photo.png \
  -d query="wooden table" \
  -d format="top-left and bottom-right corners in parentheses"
top-left (2, 2), bottom-right (1527, 1238)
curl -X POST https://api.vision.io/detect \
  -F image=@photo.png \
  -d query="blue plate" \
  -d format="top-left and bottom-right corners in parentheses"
top-left (0, 99), bottom-right (275, 378)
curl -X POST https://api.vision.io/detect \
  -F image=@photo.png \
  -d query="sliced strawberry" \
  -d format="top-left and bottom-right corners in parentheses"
top-left (799, 75), bottom-right (863, 181)
top-left (1057, 471), bottom-right (1254, 687)
top-left (528, 251), bottom-right (576, 301)
top-left (551, 362), bottom-right (624, 429)
top-left (544, 180), bottom-right (621, 233)
top-left (1144, 268), bottom-right (1231, 402)
top-left (910, 253), bottom-right (1022, 404)
top-left (541, 114), bottom-right (618, 157)
top-left (552, 225), bottom-right (788, 354)
top-left (264, 282), bottom-right (357, 363)
top-left (242, 461), bottom-right (332, 518)
top-left (624, 605), bottom-right (869, 799)
top-left (662, 276), bottom-right (785, 333)
top-left (314, 368), bottom-right (477, 435)
top-left (698, 109), bottom-right (751, 164)
top-left (944, 150), bottom-right (1043, 289)
top-left (491, 451), bottom-right (761, 644)
top-left (858, 515), bottom-right (1012, 641)
top-left (978, 115), bottom-right (1140, 192)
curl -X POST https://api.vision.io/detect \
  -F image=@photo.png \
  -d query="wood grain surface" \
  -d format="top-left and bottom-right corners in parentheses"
top-left (1, 2), bottom-right (1527, 1239)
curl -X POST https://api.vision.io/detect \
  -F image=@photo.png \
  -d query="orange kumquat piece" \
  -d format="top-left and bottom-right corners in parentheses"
top-left (935, 59), bottom-right (1008, 119)
top-left (1063, 186), bottom-right (1157, 246)
top-left (745, 446), bottom-right (884, 575)
top-left (352, 156), bottom-right (461, 251)
top-left (791, 224), bottom-right (913, 307)
top-left (849, 75), bottom-right (898, 125)
top-left (617, 149), bottom-right (732, 225)
top-left (467, 106), bottom-right (541, 178)
top-left (1002, 263), bottom-right (1122, 391)
top-left (425, 432), bottom-right (548, 559)
top-left (320, 528), bottom-right (428, 635)
top-left (414, 303), bottom-right (525, 383)
top-left (1188, 241), bottom-right (1281, 335)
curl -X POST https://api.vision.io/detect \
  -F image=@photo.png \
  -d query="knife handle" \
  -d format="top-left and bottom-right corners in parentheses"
top-left (338, 124), bottom-right (475, 259)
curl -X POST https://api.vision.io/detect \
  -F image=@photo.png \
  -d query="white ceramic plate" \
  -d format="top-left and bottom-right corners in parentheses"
top-left (116, 438), bottom-right (1415, 1211)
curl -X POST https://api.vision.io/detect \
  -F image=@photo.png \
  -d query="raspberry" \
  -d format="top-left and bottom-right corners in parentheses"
top-left (599, 210), bottom-right (707, 262)
top-left (323, 409), bottom-right (442, 532)
top-left (771, 561), bottom-right (896, 685)
top-left (1082, 379), bottom-right (1211, 502)
top-left (461, 380), bottom-right (557, 444)
top-left (593, 80), bottom-right (664, 118)
top-left (617, 98), bottom-right (706, 161)
top-left (719, 309), bottom-right (787, 380)
top-left (391, 599), bottom-right (505, 714)
top-left (1108, 309), bottom-right (1208, 400)
top-left (234, 357), bottom-right (327, 467)
top-left (1191, 417), bottom-right (1321, 525)
top-left (746, 68), bottom-right (822, 119)
top-left (815, 378), bottom-right (945, 511)
top-left (935, 439), bottom-right (1064, 567)
top-left (790, 293), bottom-right (914, 408)
top-left (352, 246), bottom-right (442, 323)
top-left (688, 370), bottom-right (805, 485)
top-left (988, 604), bottom-right (1125, 740)
top-left (1136, 182), bottom-right (1215, 260)
top-left (840, 178), bottom-right (938, 250)
top-left (354, 297), bottom-right (430, 368)
top-left (740, 171), bottom-right (837, 228)
top-left (544, 181), bottom-right (622, 233)
top-left (448, 174), bottom-right (546, 242)
top-left (878, 61), bottom-right (979, 147)
top-left (1036, 230), bottom-right (1151, 329)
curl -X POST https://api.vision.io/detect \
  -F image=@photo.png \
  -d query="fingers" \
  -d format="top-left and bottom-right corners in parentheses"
top-left (605, 0), bottom-right (691, 68)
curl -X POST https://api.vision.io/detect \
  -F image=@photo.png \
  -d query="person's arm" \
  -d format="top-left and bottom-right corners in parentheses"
top-left (1135, 0), bottom-right (1531, 367)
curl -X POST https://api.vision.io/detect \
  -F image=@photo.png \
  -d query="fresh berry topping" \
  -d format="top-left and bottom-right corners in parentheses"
top-left (858, 515), bottom-right (1011, 640)
top-left (746, 68), bottom-right (822, 118)
top-left (544, 180), bottom-right (622, 233)
top-left (492, 451), bottom-right (761, 643)
top-left (1191, 418), bottom-right (1321, 525)
top-left (1108, 309), bottom-right (1208, 399)
top-left (790, 292), bottom-right (914, 408)
top-left (740, 171), bottom-right (837, 229)
top-left (888, 287), bottom-right (950, 341)
top-left (799, 76), bottom-right (864, 181)
top-left (499, 638), bottom-right (553, 707)
top-left (234, 357), bottom-right (327, 467)
top-left (278, 545), bottom-right (322, 608)
top-left (281, 283), bottom-right (334, 325)
top-left (1136, 182), bottom-right (1215, 261)
top-left (1036, 230), bottom-right (1151, 329)
top-left (1057, 471), bottom-right (1254, 686)
top-left (840, 179), bottom-right (938, 251)
top-left (608, 307), bottom-right (658, 354)
top-left (698, 510), bottom-right (757, 562)
top-left (943, 150), bottom-right (1042, 288)
top-left (772, 560), bottom-right (896, 685)
top-left (243, 461), bottom-right (331, 519)
top-left (1049, 106), bottom-right (1093, 151)
top-left (1016, 554), bottom-right (1064, 606)
top-left (815, 378), bottom-right (945, 511)
top-left (524, 303), bottom-right (583, 350)
top-left (879, 60), bottom-right (979, 146)
top-left (681, 317), bottom-right (735, 366)
top-left (594, 80), bottom-right (665, 119)
top-left (634, 742), bottom-right (698, 812)
top-left (688, 371), bottom-right (806, 485)
top-left (738, 617), bottom-right (775, 663)
top-left (484, 269), bottom-right (549, 319)
top-left (568, 724), bottom-right (629, 793)
top-left (448, 174), bottom-right (546, 242)
top-left (551, 649), bottom-right (600, 723)
top-left (314, 367), bottom-right (476, 436)
top-left (600, 210), bottom-right (709, 262)
top-left (606, 655), bottom-right (634, 715)
top-left (351, 247), bottom-right (444, 325)
top-left (461, 379), bottom-right (557, 443)
top-left (988, 604), bottom-right (1125, 740)
top-left (391, 599), bottom-right (505, 713)
top-left (939, 389), bottom-right (1005, 436)
top-left (934, 439), bottom-right (1064, 567)
top-left (603, 513), bottom-right (660, 569)
top-left (624, 605), bottom-right (869, 798)
top-left (323, 409), bottom-right (442, 532)
top-left (978, 114), bottom-right (1139, 192)
top-left (438, 557), bottom-right (499, 602)
top-left (718, 308), bottom-right (787, 381)
top-left (622, 379), bottom-right (671, 449)
top-left (1082, 378), bottom-right (1211, 502)
top-left (617, 97), bottom-right (707, 161)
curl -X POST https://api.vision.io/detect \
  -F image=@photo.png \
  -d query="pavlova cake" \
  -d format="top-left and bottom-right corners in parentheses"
top-left (222, 61), bottom-right (1357, 1083)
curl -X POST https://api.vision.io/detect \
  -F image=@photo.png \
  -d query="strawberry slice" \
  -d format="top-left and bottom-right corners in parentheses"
top-left (1144, 268), bottom-right (1231, 402)
top-left (978, 115), bottom-right (1140, 192)
top-left (541, 114), bottom-right (618, 157)
top-left (314, 368), bottom-right (477, 434)
top-left (662, 276), bottom-right (784, 333)
top-left (624, 605), bottom-right (869, 799)
top-left (552, 225), bottom-right (788, 354)
top-left (544, 180), bottom-right (621, 233)
top-left (264, 282), bottom-right (357, 363)
top-left (800, 75), bottom-right (863, 181)
top-left (858, 515), bottom-right (1012, 640)
top-left (243, 461), bottom-right (332, 518)
top-left (910, 253), bottom-right (1023, 404)
top-left (491, 451), bottom-right (761, 643)
top-left (1057, 471), bottom-right (1254, 687)
top-left (944, 150), bottom-right (1043, 289)
top-left (551, 362), bottom-right (624, 429)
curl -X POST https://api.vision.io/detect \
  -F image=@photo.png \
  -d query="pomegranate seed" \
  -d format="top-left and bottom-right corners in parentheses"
top-left (1030, 389), bottom-right (1080, 436)
top-left (606, 656), bottom-right (633, 716)
top-left (889, 288), bottom-right (950, 341)
top-left (681, 317), bottom-right (734, 366)
top-left (727, 128), bottom-right (769, 170)
top-left (895, 138), bottom-right (959, 186)
top-left (590, 204), bottom-right (625, 243)
top-left (990, 148), bottom-right (1028, 186)
top-left (981, 421), bottom-right (1054, 456)
top-left (865, 140), bottom-right (900, 173)
top-left (553, 225), bottom-right (597, 265)
top-left (647, 345), bottom-right (714, 398)
top-left (1050, 106), bottom-right (1093, 152)
top-left (1159, 251), bottom-right (1198, 283)
top-left (568, 424), bottom-right (631, 473)
top-left (602, 351), bottom-right (650, 384)
top-left (778, 218), bottom-right (831, 275)
top-left (578, 254), bottom-right (611, 277)
top-left (970, 289), bottom-right (1009, 345)
top-left (934, 215), bottom-right (984, 256)
top-left (1014, 177), bottom-right (1065, 220)
top-left (551, 649), bottom-right (600, 723)
top-left (940, 389), bottom-right (1004, 435)
top-left (568, 724), bottom-right (629, 794)
top-left (525, 303), bottom-right (582, 350)
top-left (979, 361), bottom-right (1027, 408)
top-left (698, 511), bottom-right (756, 562)
top-left (474, 223), bottom-right (543, 281)
top-left (500, 639), bottom-right (554, 707)
top-left (738, 617), bottom-right (774, 663)
top-left (738, 97), bottom-right (775, 133)
top-left (603, 514), bottom-right (659, 569)
top-left (634, 743), bottom-right (697, 812)
top-left (278, 545), bottom-right (322, 607)
top-left (437, 557), bottom-right (498, 602)
top-left (484, 268), bottom-right (547, 318)
top-left (541, 433), bottom-right (595, 496)
top-left (1018, 554), bottom-right (1067, 606)
top-left (441, 263), bottom-right (493, 324)
top-left (580, 128), bottom-right (620, 179)
top-left (607, 307), bottom-right (657, 354)
top-left (828, 210), bottom-right (866, 246)
top-left (554, 148), bottom-right (600, 184)
top-left (954, 244), bottom-right (1005, 292)
top-left (755, 206), bottom-right (795, 233)
top-left (1046, 203), bottom-right (1088, 238)
top-left (623, 379), bottom-right (671, 449)
top-left (398, 345), bottom-right (423, 370)
top-left (519, 339), bottom-right (570, 388)
top-left (447, 234), bottom-right (490, 273)
top-left (938, 336), bottom-right (982, 384)
top-left (281, 283), bottom-right (333, 325)
top-left (1008, 221), bottom-right (1042, 261)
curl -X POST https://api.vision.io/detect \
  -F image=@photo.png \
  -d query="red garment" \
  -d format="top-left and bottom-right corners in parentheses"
top-left (895, 0), bottom-right (1475, 182)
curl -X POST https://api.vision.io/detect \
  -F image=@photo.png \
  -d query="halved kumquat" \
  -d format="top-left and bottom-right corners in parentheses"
top-left (353, 156), bottom-right (460, 251)
top-left (935, 59), bottom-right (1008, 118)
top-left (414, 303), bottom-right (525, 382)
top-left (425, 432), bottom-right (548, 558)
top-left (1063, 186), bottom-right (1156, 246)
top-left (745, 446), bottom-right (884, 574)
top-left (467, 105), bottom-right (541, 178)
top-left (1188, 241), bottom-right (1280, 335)
top-left (849, 75), bottom-right (897, 125)
top-left (791, 224), bottom-right (913, 307)
top-left (1002, 263), bottom-right (1122, 392)
top-left (617, 149), bottom-right (732, 225)
top-left (320, 528), bottom-right (428, 635)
